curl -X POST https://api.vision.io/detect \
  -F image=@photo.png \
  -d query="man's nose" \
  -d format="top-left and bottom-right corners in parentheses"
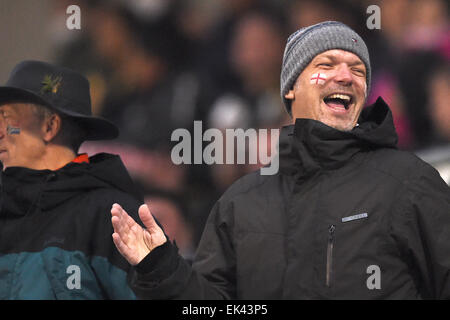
top-left (333, 64), bottom-right (353, 86)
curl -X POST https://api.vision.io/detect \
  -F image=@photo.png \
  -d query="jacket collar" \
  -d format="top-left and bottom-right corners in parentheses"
top-left (279, 97), bottom-right (398, 177)
top-left (0, 153), bottom-right (141, 217)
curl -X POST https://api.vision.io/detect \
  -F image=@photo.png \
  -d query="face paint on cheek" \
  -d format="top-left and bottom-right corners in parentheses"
top-left (7, 125), bottom-right (21, 135)
top-left (310, 73), bottom-right (327, 85)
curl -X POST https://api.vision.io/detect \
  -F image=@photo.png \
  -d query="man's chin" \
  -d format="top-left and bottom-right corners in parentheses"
top-left (321, 118), bottom-right (356, 132)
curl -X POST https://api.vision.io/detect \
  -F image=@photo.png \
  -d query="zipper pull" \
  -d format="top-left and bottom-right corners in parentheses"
top-left (328, 224), bottom-right (335, 240)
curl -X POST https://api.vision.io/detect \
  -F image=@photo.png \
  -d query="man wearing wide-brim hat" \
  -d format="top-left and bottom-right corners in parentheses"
top-left (0, 60), bottom-right (143, 299)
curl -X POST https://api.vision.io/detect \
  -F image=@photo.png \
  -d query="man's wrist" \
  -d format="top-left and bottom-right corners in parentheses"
top-left (135, 240), bottom-right (174, 274)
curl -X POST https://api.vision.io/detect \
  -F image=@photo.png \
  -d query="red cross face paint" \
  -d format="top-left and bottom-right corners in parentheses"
top-left (310, 73), bottom-right (327, 85)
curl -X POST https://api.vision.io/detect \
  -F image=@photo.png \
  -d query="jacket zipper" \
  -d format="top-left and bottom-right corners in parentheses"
top-left (326, 224), bottom-right (336, 287)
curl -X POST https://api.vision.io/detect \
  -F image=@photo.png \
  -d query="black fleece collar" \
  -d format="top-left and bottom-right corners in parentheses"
top-left (279, 97), bottom-right (398, 177)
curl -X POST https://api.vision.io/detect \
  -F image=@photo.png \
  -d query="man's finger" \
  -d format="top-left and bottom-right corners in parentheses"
top-left (111, 203), bottom-right (123, 217)
top-left (111, 204), bottom-right (126, 228)
top-left (112, 203), bottom-right (138, 234)
top-left (111, 207), bottom-right (129, 237)
top-left (116, 204), bottom-right (135, 229)
top-left (138, 204), bottom-right (159, 232)
top-left (111, 215), bottom-right (120, 232)
top-left (111, 205), bottom-right (121, 221)
top-left (112, 216), bottom-right (130, 245)
top-left (112, 212), bottom-right (136, 248)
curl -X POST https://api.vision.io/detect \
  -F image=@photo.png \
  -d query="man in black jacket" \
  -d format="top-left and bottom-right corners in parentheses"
top-left (111, 21), bottom-right (450, 299)
top-left (0, 60), bottom-right (142, 299)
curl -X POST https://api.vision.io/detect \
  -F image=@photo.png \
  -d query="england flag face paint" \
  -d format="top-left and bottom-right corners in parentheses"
top-left (310, 73), bottom-right (327, 85)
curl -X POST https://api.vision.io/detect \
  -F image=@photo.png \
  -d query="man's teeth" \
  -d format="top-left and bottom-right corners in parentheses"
top-left (327, 93), bottom-right (351, 102)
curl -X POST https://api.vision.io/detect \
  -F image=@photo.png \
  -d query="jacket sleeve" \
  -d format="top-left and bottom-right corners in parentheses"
top-left (130, 200), bottom-right (237, 299)
top-left (392, 162), bottom-right (450, 299)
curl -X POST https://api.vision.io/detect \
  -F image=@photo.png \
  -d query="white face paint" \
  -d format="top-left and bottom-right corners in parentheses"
top-left (6, 125), bottom-right (21, 135)
top-left (310, 72), bottom-right (327, 85)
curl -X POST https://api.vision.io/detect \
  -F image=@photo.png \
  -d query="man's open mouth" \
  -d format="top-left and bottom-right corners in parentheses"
top-left (323, 93), bottom-right (353, 111)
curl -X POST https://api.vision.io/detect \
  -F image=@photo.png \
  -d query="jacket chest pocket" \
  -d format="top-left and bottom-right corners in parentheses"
top-left (321, 213), bottom-right (380, 295)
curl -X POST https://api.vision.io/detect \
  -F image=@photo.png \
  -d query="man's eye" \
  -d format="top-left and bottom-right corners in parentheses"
top-left (352, 68), bottom-right (365, 76)
top-left (318, 63), bottom-right (332, 67)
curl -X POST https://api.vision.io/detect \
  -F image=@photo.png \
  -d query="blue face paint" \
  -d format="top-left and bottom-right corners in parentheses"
top-left (7, 125), bottom-right (20, 135)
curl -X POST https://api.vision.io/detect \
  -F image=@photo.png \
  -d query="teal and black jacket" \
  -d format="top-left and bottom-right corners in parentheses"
top-left (0, 153), bottom-right (142, 299)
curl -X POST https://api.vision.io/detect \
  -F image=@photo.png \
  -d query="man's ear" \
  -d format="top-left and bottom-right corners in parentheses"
top-left (42, 113), bottom-right (62, 143)
top-left (284, 90), bottom-right (295, 100)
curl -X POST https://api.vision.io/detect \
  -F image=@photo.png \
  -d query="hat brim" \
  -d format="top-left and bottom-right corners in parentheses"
top-left (0, 86), bottom-right (119, 141)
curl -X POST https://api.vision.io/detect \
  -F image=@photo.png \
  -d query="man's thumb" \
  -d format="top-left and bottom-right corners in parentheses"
top-left (138, 204), bottom-right (156, 230)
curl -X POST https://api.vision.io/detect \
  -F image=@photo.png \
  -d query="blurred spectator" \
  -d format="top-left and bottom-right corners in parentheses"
top-left (402, 0), bottom-right (449, 54)
top-left (359, 0), bottom-right (449, 150)
top-left (288, 0), bottom-right (361, 32)
top-left (86, 4), bottom-right (193, 146)
top-left (397, 51), bottom-right (447, 149)
top-left (426, 63), bottom-right (450, 147)
top-left (397, 0), bottom-right (449, 149)
top-left (205, 11), bottom-right (289, 193)
top-left (366, 71), bottom-right (413, 149)
top-left (198, 0), bottom-right (284, 92)
top-left (415, 61), bottom-right (450, 185)
top-left (208, 11), bottom-right (289, 130)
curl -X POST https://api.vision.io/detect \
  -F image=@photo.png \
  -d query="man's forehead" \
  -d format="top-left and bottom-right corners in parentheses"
top-left (0, 103), bottom-right (37, 116)
top-left (0, 104), bottom-right (18, 112)
top-left (312, 49), bottom-right (365, 65)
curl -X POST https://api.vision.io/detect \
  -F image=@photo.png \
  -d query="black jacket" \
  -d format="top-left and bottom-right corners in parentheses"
top-left (131, 98), bottom-right (450, 299)
top-left (0, 153), bottom-right (142, 299)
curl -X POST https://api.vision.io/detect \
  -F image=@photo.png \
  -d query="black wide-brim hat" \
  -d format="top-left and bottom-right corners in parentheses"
top-left (0, 60), bottom-right (118, 140)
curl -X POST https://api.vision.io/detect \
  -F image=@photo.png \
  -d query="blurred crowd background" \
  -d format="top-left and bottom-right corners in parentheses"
top-left (0, 0), bottom-right (449, 258)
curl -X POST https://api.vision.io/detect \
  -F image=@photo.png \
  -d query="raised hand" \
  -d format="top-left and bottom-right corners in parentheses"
top-left (111, 203), bottom-right (167, 266)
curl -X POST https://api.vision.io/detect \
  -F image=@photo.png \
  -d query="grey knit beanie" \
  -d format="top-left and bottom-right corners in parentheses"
top-left (281, 21), bottom-right (371, 114)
